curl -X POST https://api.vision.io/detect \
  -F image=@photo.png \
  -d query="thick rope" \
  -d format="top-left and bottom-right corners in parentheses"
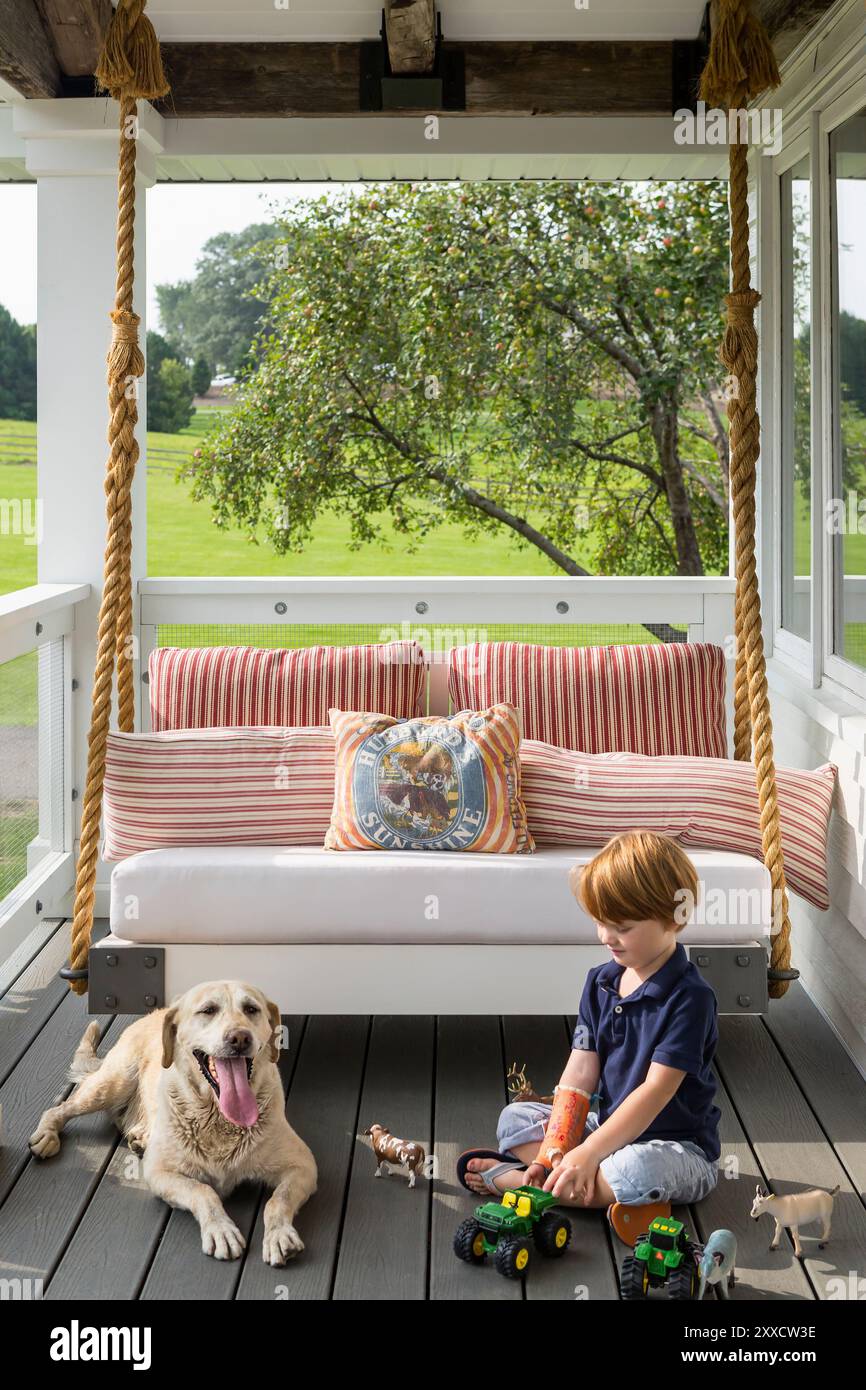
top-left (66, 3), bottom-right (168, 993)
top-left (701, 1), bottom-right (794, 997)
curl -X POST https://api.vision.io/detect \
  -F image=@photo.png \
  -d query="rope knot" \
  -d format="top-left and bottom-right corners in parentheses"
top-left (724, 289), bottom-right (761, 325)
top-left (107, 309), bottom-right (145, 381)
top-left (110, 310), bottom-right (141, 344)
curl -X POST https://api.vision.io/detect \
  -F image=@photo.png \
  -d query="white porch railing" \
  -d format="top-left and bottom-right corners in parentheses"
top-left (138, 575), bottom-right (737, 730)
top-left (0, 583), bottom-right (90, 957)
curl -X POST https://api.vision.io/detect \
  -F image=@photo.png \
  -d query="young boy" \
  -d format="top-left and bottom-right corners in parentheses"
top-left (463, 830), bottom-right (720, 1243)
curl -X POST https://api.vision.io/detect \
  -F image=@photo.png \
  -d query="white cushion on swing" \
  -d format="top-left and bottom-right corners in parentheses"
top-left (109, 844), bottom-right (771, 946)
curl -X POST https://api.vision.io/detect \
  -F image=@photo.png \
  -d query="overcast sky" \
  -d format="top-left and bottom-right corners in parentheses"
top-left (0, 179), bottom-right (863, 330)
top-left (0, 182), bottom-right (344, 330)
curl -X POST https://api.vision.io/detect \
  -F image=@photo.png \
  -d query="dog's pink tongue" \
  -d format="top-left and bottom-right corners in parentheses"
top-left (214, 1058), bottom-right (258, 1128)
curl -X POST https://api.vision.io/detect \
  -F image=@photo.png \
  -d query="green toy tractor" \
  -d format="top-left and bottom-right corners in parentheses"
top-left (453, 1185), bottom-right (572, 1279)
top-left (620, 1216), bottom-right (699, 1299)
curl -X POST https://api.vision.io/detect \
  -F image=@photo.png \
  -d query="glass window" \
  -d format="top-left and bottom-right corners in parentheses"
top-left (780, 154), bottom-right (812, 642)
top-left (830, 111), bottom-right (866, 671)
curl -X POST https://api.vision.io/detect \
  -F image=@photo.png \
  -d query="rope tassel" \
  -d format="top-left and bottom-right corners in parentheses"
top-left (95, 0), bottom-right (169, 101)
top-left (699, 0), bottom-right (780, 108)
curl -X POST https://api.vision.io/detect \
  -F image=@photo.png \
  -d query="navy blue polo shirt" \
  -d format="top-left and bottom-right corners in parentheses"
top-left (572, 942), bottom-right (720, 1162)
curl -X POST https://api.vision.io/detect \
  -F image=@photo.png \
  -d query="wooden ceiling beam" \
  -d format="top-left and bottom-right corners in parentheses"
top-left (34, 0), bottom-right (112, 78)
top-left (0, 0), bottom-right (62, 98)
top-left (155, 41), bottom-right (676, 118)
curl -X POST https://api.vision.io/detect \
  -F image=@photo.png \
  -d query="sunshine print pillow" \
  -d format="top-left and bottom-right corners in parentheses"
top-left (325, 703), bottom-right (534, 854)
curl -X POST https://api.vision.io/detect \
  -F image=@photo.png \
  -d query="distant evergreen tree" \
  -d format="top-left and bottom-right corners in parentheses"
top-left (146, 330), bottom-right (195, 433)
top-left (0, 304), bottom-right (37, 420)
top-left (191, 354), bottom-right (212, 396)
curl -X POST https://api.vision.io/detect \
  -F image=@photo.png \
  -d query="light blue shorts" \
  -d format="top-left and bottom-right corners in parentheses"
top-left (496, 1102), bottom-right (718, 1206)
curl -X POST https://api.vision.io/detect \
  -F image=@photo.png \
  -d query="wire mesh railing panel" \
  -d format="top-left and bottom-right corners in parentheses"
top-left (156, 621), bottom-right (689, 651)
top-left (0, 640), bottom-right (65, 903)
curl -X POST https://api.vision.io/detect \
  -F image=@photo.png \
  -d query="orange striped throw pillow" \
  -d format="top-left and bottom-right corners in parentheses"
top-left (325, 704), bottom-right (534, 853)
top-left (103, 726), bottom-right (335, 860)
top-left (149, 641), bottom-right (425, 732)
top-left (449, 641), bottom-right (727, 757)
top-left (520, 740), bottom-right (836, 910)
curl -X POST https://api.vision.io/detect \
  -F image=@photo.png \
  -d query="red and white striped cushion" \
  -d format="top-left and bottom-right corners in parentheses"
top-left (449, 642), bottom-right (727, 757)
top-left (520, 740), bottom-right (837, 910)
top-left (149, 642), bottom-right (425, 732)
top-left (103, 726), bottom-right (335, 860)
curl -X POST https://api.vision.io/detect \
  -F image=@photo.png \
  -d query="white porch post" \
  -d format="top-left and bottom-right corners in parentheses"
top-left (16, 99), bottom-right (164, 906)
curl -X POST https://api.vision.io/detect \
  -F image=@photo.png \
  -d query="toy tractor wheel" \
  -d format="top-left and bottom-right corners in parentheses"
top-left (619, 1255), bottom-right (650, 1300)
top-left (453, 1217), bottom-right (487, 1265)
top-left (668, 1263), bottom-right (698, 1300)
top-left (495, 1235), bottom-right (532, 1279)
top-left (534, 1211), bottom-right (572, 1258)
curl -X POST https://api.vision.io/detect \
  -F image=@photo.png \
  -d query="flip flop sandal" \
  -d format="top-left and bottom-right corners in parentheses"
top-left (456, 1148), bottom-right (527, 1195)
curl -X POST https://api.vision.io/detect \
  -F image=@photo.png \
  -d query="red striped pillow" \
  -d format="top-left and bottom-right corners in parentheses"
top-left (520, 740), bottom-right (836, 910)
top-left (103, 726), bottom-right (335, 860)
top-left (449, 642), bottom-right (727, 757)
top-left (149, 642), bottom-right (425, 732)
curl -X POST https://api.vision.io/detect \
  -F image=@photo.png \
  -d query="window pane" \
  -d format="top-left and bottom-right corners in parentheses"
top-left (830, 111), bottom-right (866, 671)
top-left (780, 154), bottom-right (811, 641)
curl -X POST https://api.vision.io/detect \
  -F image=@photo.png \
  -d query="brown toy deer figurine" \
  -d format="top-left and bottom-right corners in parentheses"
top-left (506, 1062), bottom-right (555, 1106)
top-left (364, 1124), bottom-right (426, 1188)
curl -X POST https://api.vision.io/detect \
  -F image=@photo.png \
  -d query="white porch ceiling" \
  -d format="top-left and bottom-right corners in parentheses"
top-left (146, 1), bottom-right (709, 44)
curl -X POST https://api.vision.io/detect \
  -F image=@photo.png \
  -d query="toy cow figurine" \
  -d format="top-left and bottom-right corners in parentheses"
top-left (697, 1229), bottom-right (737, 1300)
top-left (364, 1124), bottom-right (426, 1188)
top-left (750, 1183), bottom-right (840, 1259)
top-left (506, 1062), bottom-right (555, 1106)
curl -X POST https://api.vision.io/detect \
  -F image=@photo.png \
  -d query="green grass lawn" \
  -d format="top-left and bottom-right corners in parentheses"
top-left (1, 411), bottom-right (586, 591)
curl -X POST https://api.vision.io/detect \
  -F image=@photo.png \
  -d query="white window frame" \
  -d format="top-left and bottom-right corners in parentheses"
top-left (820, 77), bottom-right (866, 702)
top-left (772, 128), bottom-right (816, 681)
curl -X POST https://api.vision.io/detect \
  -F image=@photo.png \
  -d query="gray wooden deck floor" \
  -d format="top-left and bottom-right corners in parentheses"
top-left (1, 919), bottom-right (865, 1301)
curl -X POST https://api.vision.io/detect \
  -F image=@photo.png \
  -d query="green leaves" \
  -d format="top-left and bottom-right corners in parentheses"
top-left (190, 181), bottom-right (731, 575)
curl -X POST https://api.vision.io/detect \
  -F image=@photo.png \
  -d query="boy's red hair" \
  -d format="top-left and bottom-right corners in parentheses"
top-left (571, 830), bottom-right (699, 930)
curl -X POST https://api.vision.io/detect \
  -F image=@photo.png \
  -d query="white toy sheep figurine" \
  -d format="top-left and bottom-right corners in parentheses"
top-left (750, 1183), bottom-right (840, 1259)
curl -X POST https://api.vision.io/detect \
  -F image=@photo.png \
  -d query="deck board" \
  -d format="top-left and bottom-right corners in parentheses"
top-left (689, 1064), bottom-right (813, 1301)
top-left (0, 923), bottom-right (863, 1299)
top-left (0, 926), bottom-right (71, 1088)
top-left (717, 1015), bottom-right (866, 1299)
top-left (235, 1014), bottom-right (369, 1301)
top-left (429, 1015), bottom-right (521, 1301)
top-left (0, 919), bottom-right (62, 1000)
top-left (331, 1015), bottom-right (434, 1302)
top-left (763, 981), bottom-right (866, 1204)
top-left (0, 1011), bottom-right (134, 1286)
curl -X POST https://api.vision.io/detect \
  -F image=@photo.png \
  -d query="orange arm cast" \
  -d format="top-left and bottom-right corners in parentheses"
top-left (537, 1085), bottom-right (591, 1171)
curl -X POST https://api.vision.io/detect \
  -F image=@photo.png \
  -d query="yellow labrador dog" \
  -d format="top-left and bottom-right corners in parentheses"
top-left (29, 981), bottom-right (317, 1266)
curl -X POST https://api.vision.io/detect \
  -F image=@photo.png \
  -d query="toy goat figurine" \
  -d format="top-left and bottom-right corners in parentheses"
top-left (697, 1229), bottom-right (737, 1300)
top-left (750, 1183), bottom-right (840, 1259)
top-left (506, 1062), bottom-right (555, 1107)
top-left (364, 1124), bottom-right (426, 1188)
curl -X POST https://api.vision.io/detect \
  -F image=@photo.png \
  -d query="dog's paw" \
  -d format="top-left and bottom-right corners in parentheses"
top-left (126, 1127), bottom-right (148, 1157)
top-left (201, 1215), bottom-right (246, 1261)
top-left (29, 1124), bottom-right (60, 1159)
top-left (263, 1223), bottom-right (304, 1266)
